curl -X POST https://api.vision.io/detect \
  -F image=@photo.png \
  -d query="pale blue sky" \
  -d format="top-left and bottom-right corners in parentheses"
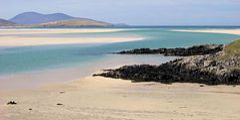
top-left (0, 0), bottom-right (240, 25)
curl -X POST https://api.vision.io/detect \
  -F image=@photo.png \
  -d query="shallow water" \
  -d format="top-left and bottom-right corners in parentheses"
top-left (0, 54), bottom-right (177, 90)
top-left (0, 28), bottom-right (239, 89)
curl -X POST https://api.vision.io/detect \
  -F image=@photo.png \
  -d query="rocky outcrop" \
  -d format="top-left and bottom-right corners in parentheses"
top-left (118, 44), bottom-right (224, 56)
top-left (94, 52), bottom-right (240, 85)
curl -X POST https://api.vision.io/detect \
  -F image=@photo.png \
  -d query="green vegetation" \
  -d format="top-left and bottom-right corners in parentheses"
top-left (34, 19), bottom-right (112, 28)
top-left (223, 39), bottom-right (240, 58)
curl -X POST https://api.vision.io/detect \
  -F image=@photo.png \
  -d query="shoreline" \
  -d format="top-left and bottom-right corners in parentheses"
top-left (0, 54), bottom-right (175, 90)
top-left (1, 60), bottom-right (240, 119)
top-left (173, 29), bottom-right (240, 35)
top-left (95, 40), bottom-right (240, 85)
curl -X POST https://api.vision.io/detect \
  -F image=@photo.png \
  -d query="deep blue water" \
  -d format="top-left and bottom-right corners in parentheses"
top-left (0, 28), bottom-right (239, 75)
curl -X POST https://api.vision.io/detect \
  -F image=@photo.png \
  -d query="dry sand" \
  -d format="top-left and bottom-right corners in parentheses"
top-left (0, 76), bottom-right (240, 120)
top-left (0, 29), bottom-right (143, 47)
top-left (173, 29), bottom-right (240, 35)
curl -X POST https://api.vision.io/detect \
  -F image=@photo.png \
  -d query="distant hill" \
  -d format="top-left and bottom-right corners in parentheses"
top-left (9, 12), bottom-right (75, 25)
top-left (35, 18), bottom-right (112, 27)
top-left (0, 18), bottom-right (17, 26)
top-left (6, 12), bottom-right (112, 27)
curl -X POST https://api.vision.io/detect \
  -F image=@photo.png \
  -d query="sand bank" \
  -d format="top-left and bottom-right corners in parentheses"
top-left (0, 29), bottom-right (143, 47)
top-left (0, 29), bottom-right (126, 35)
top-left (1, 76), bottom-right (240, 120)
top-left (173, 29), bottom-right (240, 35)
top-left (0, 36), bottom-right (143, 47)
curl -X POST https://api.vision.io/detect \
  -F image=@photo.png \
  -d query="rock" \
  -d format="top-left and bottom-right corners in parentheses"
top-left (57, 103), bottom-right (63, 106)
top-left (118, 44), bottom-right (224, 56)
top-left (94, 52), bottom-right (240, 85)
top-left (7, 101), bottom-right (17, 105)
top-left (94, 43), bottom-right (240, 85)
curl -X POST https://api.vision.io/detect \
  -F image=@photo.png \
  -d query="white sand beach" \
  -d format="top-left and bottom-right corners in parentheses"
top-left (173, 29), bottom-right (240, 35)
top-left (0, 29), bottom-right (143, 47)
top-left (1, 76), bottom-right (240, 120)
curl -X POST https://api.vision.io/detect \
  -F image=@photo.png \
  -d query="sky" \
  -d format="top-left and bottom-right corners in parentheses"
top-left (0, 0), bottom-right (240, 25)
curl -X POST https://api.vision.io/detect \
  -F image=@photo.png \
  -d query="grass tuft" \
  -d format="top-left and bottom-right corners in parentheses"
top-left (221, 39), bottom-right (240, 59)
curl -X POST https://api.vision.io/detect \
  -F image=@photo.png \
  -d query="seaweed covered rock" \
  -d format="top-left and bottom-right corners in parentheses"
top-left (94, 52), bottom-right (240, 85)
top-left (95, 40), bottom-right (240, 85)
top-left (118, 44), bottom-right (223, 56)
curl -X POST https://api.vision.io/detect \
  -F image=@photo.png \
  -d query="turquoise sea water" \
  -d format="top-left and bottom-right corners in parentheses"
top-left (0, 28), bottom-right (239, 75)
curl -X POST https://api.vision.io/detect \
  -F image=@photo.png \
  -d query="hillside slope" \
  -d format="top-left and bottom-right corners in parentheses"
top-left (34, 18), bottom-right (112, 27)
top-left (0, 18), bottom-right (17, 26)
top-left (10, 12), bottom-right (74, 24)
top-left (223, 39), bottom-right (240, 58)
top-left (8, 12), bottom-right (112, 27)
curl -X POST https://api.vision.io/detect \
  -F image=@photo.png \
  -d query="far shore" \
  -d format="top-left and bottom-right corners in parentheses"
top-left (0, 36), bottom-right (143, 47)
top-left (0, 29), bottom-right (143, 47)
top-left (0, 28), bottom-right (126, 34)
top-left (173, 29), bottom-right (240, 35)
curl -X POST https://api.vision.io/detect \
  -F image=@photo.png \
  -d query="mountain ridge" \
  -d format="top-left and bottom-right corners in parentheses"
top-left (9, 12), bottom-right (75, 25)
top-left (0, 12), bottom-right (112, 27)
